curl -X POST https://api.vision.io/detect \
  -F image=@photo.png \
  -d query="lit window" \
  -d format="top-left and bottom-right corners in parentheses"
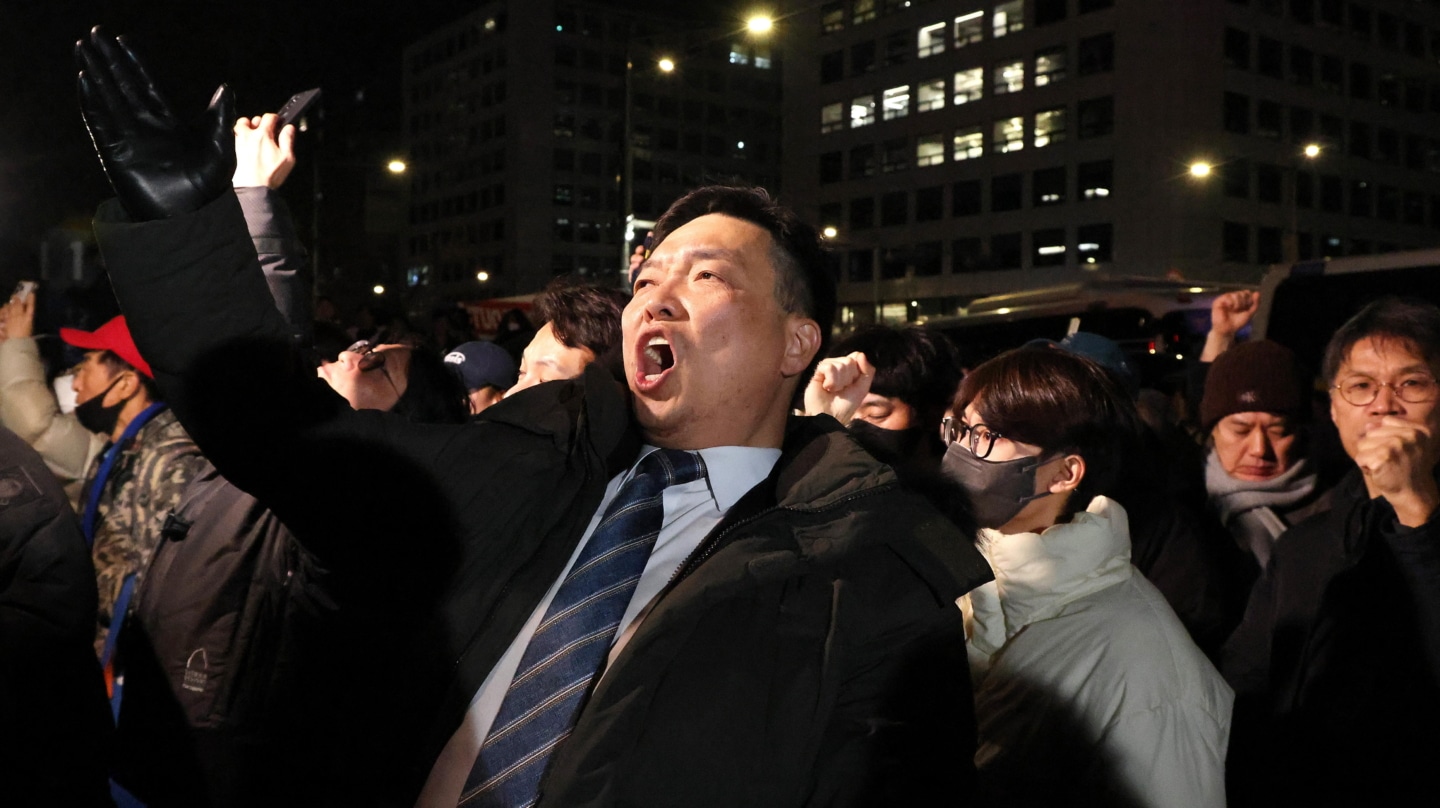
top-left (1034, 107), bottom-right (1066, 147)
top-left (994, 59), bottom-right (1025, 94)
top-left (821, 102), bottom-right (845, 133)
top-left (918, 22), bottom-right (947, 57)
top-left (955, 11), bottom-right (984, 46)
top-left (729, 44), bottom-right (750, 65)
top-left (994, 117), bottom-right (1025, 153)
top-left (883, 86), bottom-right (910, 120)
top-left (954, 126), bottom-right (984, 160)
top-left (917, 133), bottom-right (946, 166)
top-left (1034, 46), bottom-right (1066, 86)
top-left (851, 94), bottom-right (876, 128)
top-left (917, 78), bottom-right (946, 112)
top-left (1034, 228), bottom-right (1067, 267)
top-left (754, 46), bottom-right (773, 69)
top-left (954, 67), bottom-right (984, 104)
top-left (821, 1), bottom-right (845, 33)
top-left (994, 1), bottom-right (1025, 38)
top-left (853, 0), bottom-right (877, 24)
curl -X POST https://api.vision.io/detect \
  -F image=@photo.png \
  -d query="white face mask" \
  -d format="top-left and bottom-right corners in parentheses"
top-left (54, 374), bottom-right (78, 414)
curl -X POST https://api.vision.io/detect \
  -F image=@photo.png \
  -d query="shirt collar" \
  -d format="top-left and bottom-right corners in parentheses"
top-left (633, 445), bottom-right (782, 512)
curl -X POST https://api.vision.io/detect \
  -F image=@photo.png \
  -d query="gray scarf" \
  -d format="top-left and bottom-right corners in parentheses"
top-left (1206, 450), bottom-right (1318, 569)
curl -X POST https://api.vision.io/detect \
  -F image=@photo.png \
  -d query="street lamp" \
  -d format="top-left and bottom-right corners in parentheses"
top-left (822, 226), bottom-right (839, 239)
top-left (476, 271), bottom-right (490, 283)
top-left (746, 14), bottom-right (774, 34)
top-left (1188, 161), bottom-right (1213, 178)
top-left (387, 159), bottom-right (407, 174)
top-left (657, 57), bottom-right (676, 73)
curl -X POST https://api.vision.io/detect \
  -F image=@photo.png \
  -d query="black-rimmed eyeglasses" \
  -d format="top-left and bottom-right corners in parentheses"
top-left (940, 416), bottom-right (1003, 459)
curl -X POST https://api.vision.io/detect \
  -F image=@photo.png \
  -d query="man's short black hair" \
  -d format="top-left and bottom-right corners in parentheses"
top-left (1322, 296), bottom-right (1440, 383)
top-left (533, 278), bottom-right (628, 358)
top-left (830, 325), bottom-right (962, 430)
top-left (648, 186), bottom-right (836, 349)
top-left (98, 350), bottom-right (161, 401)
top-left (391, 343), bottom-right (470, 425)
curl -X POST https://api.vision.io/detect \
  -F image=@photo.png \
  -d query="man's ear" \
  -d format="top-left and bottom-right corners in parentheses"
top-left (781, 317), bottom-right (822, 378)
top-left (105, 370), bottom-right (140, 404)
top-left (1047, 454), bottom-right (1086, 495)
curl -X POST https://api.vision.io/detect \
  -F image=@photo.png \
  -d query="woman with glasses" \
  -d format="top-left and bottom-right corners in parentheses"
top-left (943, 346), bottom-right (1231, 808)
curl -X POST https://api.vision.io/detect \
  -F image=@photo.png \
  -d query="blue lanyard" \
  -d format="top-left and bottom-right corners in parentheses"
top-left (82, 401), bottom-right (168, 545)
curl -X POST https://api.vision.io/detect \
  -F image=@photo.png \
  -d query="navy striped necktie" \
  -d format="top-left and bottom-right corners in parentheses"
top-left (460, 448), bottom-right (707, 807)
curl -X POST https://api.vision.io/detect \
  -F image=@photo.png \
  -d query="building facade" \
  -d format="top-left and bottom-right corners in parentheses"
top-left (781, 0), bottom-right (1440, 326)
top-left (401, 0), bottom-right (783, 304)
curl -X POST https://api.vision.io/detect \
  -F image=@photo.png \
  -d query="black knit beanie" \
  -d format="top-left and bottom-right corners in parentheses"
top-left (1200, 339), bottom-right (1309, 430)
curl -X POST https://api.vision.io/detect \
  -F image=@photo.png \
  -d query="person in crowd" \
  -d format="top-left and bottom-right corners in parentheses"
top-left (1199, 338), bottom-right (1325, 571)
top-left (61, 314), bottom-right (205, 653)
top-left (112, 111), bottom-right (470, 808)
top-left (76, 29), bottom-right (993, 808)
top-left (1222, 297), bottom-right (1440, 805)
top-left (445, 340), bottom-right (517, 415)
top-left (0, 289), bottom-right (105, 505)
top-left (507, 279), bottom-right (627, 396)
top-left (946, 346), bottom-right (1232, 808)
top-left (0, 425), bottom-right (113, 807)
top-left (492, 307), bottom-right (535, 366)
top-left (804, 324), bottom-right (962, 480)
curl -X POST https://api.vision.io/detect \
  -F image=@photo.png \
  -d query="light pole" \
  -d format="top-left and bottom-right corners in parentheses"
top-left (1188, 141), bottom-right (1322, 264)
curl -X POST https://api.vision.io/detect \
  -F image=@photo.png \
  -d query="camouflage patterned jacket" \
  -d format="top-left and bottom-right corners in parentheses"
top-left (82, 406), bottom-right (205, 652)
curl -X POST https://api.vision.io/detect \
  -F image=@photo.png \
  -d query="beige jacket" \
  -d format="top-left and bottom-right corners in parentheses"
top-left (0, 336), bottom-right (103, 506)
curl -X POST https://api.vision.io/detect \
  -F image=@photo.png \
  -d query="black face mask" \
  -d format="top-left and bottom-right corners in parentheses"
top-left (74, 376), bottom-right (128, 437)
top-left (940, 442), bottom-right (1051, 529)
top-left (848, 420), bottom-right (929, 466)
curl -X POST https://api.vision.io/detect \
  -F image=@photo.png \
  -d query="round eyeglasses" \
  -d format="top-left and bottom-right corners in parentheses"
top-left (1331, 374), bottom-right (1438, 407)
top-left (940, 416), bottom-right (1002, 460)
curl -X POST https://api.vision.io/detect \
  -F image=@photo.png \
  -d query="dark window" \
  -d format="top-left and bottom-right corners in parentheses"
top-left (1377, 12), bottom-right (1399, 48)
top-left (849, 197), bottom-right (875, 230)
top-left (1350, 4), bottom-right (1371, 39)
top-left (1319, 0), bottom-right (1343, 27)
top-left (1320, 175), bottom-right (1343, 212)
top-left (1349, 121), bottom-right (1370, 159)
top-left (1036, 0), bottom-right (1067, 26)
top-left (880, 191), bottom-right (908, 226)
top-left (1378, 73), bottom-right (1400, 108)
top-left (849, 144), bottom-right (876, 178)
top-left (1406, 79), bottom-right (1425, 113)
top-left (1224, 92), bottom-right (1250, 134)
top-left (1256, 164), bottom-right (1283, 203)
top-left (914, 242), bottom-right (943, 277)
top-left (992, 173), bottom-right (1024, 212)
top-left (1406, 22), bottom-right (1426, 58)
top-left (1295, 171), bottom-right (1314, 208)
top-left (1076, 223), bottom-right (1113, 263)
top-left (1223, 159), bottom-right (1250, 198)
top-left (1079, 160), bottom-right (1114, 200)
top-left (1377, 185), bottom-right (1400, 221)
top-left (1077, 96), bottom-right (1115, 138)
top-left (1222, 221), bottom-right (1250, 262)
top-left (1078, 33), bottom-right (1115, 75)
top-left (819, 202), bottom-right (842, 230)
top-left (1291, 0), bottom-right (1314, 24)
top-left (1349, 180), bottom-right (1372, 216)
top-left (1319, 55), bottom-right (1344, 92)
top-left (1034, 166), bottom-right (1067, 206)
top-left (851, 41), bottom-right (876, 75)
top-left (820, 151), bottom-right (843, 183)
top-left (1225, 28), bottom-right (1251, 69)
top-left (916, 186), bottom-right (945, 221)
top-left (1319, 113), bottom-right (1345, 147)
top-left (1407, 135), bottom-right (1426, 171)
top-left (1256, 101), bottom-right (1282, 138)
top-left (879, 247), bottom-right (908, 280)
top-left (953, 238), bottom-right (986, 273)
top-left (1033, 228), bottom-right (1067, 267)
top-left (1290, 107), bottom-right (1314, 141)
top-left (1257, 227), bottom-right (1283, 263)
top-left (1350, 62), bottom-right (1371, 99)
top-left (553, 148), bottom-right (575, 171)
top-left (884, 30), bottom-right (908, 67)
top-left (1290, 46), bottom-right (1313, 85)
top-left (1377, 128), bottom-right (1400, 165)
top-left (954, 180), bottom-right (983, 216)
top-left (992, 233), bottom-right (1023, 269)
top-left (847, 250), bottom-right (873, 282)
top-left (1404, 191), bottom-right (1425, 226)
top-left (1257, 37), bottom-right (1283, 77)
top-left (820, 50), bottom-right (844, 83)
top-left (882, 137), bottom-right (910, 172)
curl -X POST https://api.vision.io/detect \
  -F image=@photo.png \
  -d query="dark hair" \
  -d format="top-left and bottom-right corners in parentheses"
top-left (1322, 296), bottom-right (1440, 383)
top-left (98, 350), bottom-right (161, 401)
top-left (533, 278), bottom-right (628, 357)
top-left (954, 346), bottom-right (1142, 512)
top-left (391, 345), bottom-right (470, 424)
top-left (649, 186), bottom-right (836, 349)
top-left (831, 325), bottom-right (962, 430)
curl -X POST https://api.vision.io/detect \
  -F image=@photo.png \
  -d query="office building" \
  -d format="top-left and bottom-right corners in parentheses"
top-left (781, 0), bottom-right (1440, 326)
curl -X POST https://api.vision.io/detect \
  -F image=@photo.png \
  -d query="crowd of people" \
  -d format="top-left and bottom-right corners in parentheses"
top-left (1, 27), bottom-right (1438, 808)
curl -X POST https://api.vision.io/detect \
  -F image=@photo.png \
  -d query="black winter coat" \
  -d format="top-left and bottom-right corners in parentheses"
top-left (93, 192), bottom-right (994, 807)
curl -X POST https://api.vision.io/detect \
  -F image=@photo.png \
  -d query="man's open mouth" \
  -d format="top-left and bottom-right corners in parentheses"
top-left (637, 335), bottom-right (676, 388)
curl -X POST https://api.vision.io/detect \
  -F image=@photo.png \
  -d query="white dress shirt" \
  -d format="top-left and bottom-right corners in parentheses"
top-left (416, 445), bottom-right (781, 807)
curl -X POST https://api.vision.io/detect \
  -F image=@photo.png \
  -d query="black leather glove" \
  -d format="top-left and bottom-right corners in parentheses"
top-left (76, 27), bottom-right (236, 221)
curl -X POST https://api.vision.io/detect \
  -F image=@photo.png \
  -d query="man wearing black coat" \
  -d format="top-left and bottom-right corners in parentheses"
top-left (74, 29), bottom-right (991, 808)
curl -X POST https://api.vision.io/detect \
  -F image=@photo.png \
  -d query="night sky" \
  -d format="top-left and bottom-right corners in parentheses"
top-left (0, 0), bottom-right (726, 288)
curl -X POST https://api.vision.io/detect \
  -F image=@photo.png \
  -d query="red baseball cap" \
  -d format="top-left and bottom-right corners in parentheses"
top-left (59, 315), bottom-right (155, 379)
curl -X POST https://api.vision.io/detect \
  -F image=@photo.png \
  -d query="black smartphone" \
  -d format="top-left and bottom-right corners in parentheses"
top-left (276, 88), bottom-right (322, 128)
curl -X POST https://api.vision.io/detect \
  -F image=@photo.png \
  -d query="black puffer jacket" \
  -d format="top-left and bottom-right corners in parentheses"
top-left (94, 191), bottom-right (994, 807)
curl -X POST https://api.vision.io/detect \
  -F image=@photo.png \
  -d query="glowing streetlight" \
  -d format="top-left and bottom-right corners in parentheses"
top-left (387, 159), bottom-right (407, 174)
top-left (1303, 143), bottom-right (1322, 159)
top-left (746, 15), bottom-right (774, 35)
top-left (822, 226), bottom-right (838, 239)
top-left (372, 284), bottom-right (385, 295)
top-left (476, 271), bottom-right (491, 282)
top-left (1189, 161), bottom-right (1213, 178)
top-left (657, 57), bottom-right (676, 72)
